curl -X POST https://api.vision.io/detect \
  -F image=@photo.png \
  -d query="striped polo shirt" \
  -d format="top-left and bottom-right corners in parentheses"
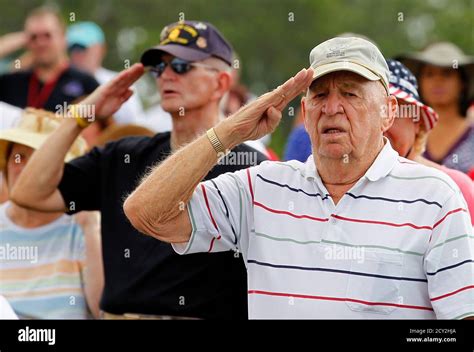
top-left (173, 140), bottom-right (474, 319)
top-left (0, 202), bottom-right (89, 319)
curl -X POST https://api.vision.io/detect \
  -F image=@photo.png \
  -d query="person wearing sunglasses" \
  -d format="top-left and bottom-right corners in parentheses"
top-left (0, 6), bottom-right (99, 112)
top-left (12, 21), bottom-right (267, 320)
top-left (149, 57), bottom-right (219, 77)
top-left (123, 37), bottom-right (473, 320)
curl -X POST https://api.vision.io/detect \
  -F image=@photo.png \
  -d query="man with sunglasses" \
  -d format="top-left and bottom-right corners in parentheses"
top-left (0, 6), bottom-right (98, 112)
top-left (12, 21), bottom-right (266, 319)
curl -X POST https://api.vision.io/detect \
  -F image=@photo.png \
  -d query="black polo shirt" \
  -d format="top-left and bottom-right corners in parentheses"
top-left (0, 67), bottom-right (98, 112)
top-left (58, 132), bottom-right (267, 319)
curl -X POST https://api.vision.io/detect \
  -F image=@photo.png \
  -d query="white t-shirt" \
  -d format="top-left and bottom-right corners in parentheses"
top-left (137, 104), bottom-right (172, 133)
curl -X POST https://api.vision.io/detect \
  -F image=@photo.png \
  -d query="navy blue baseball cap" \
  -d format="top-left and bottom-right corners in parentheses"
top-left (141, 21), bottom-right (233, 67)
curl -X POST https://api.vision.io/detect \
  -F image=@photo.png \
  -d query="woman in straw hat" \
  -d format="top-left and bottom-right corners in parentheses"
top-left (384, 59), bottom-right (473, 225)
top-left (0, 108), bottom-right (103, 319)
top-left (398, 42), bottom-right (474, 174)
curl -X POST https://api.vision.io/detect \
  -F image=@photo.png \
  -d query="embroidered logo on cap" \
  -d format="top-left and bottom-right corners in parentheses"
top-left (194, 22), bottom-right (207, 30)
top-left (326, 43), bottom-right (349, 59)
top-left (160, 23), bottom-right (199, 46)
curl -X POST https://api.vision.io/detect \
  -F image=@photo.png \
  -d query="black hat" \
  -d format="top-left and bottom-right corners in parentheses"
top-left (141, 21), bottom-right (233, 67)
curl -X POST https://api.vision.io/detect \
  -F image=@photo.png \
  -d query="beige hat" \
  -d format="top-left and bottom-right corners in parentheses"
top-left (0, 108), bottom-right (88, 170)
top-left (309, 36), bottom-right (390, 93)
top-left (397, 42), bottom-right (474, 100)
top-left (399, 42), bottom-right (474, 69)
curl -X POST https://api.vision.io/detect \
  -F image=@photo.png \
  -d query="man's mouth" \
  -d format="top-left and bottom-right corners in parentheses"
top-left (162, 89), bottom-right (180, 97)
top-left (322, 127), bottom-right (345, 134)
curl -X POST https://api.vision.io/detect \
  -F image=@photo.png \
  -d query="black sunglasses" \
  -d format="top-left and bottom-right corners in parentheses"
top-left (150, 57), bottom-right (217, 78)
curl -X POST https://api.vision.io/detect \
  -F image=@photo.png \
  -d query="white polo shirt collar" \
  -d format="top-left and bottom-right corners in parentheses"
top-left (304, 137), bottom-right (399, 184)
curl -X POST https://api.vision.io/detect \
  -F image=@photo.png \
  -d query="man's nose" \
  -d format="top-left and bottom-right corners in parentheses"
top-left (321, 92), bottom-right (344, 116)
top-left (159, 63), bottom-right (177, 81)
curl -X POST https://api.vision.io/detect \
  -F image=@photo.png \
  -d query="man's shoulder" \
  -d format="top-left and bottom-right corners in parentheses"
top-left (390, 157), bottom-right (461, 197)
top-left (65, 66), bottom-right (93, 79)
top-left (101, 131), bottom-right (170, 155)
top-left (257, 158), bottom-right (308, 175)
top-left (0, 69), bottom-right (32, 81)
top-left (244, 158), bottom-right (310, 185)
top-left (64, 67), bottom-right (99, 86)
top-left (103, 131), bottom-right (169, 150)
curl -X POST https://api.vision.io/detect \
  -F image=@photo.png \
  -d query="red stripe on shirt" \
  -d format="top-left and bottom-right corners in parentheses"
top-left (208, 235), bottom-right (222, 253)
top-left (201, 184), bottom-right (219, 231)
top-left (201, 184), bottom-right (222, 252)
top-left (431, 285), bottom-right (474, 302)
top-left (331, 214), bottom-right (432, 231)
top-left (253, 201), bottom-right (329, 222)
top-left (248, 290), bottom-right (433, 311)
top-left (432, 208), bottom-right (467, 229)
top-left (247, 169), bottom-right (254, 202)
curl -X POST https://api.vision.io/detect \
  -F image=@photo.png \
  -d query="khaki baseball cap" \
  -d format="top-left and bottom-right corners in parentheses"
top-left (309, 37), bottom-right (390, 94)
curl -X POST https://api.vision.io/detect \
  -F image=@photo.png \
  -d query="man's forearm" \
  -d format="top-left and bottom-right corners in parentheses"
top-left (124, 68), bottom-right (313, 239)
top-left (11, 118), bottom-right (83, 209)
top-left (124, 120), bottom-right (240, 233)
top-left (0, 32), bottom-right (26, 59)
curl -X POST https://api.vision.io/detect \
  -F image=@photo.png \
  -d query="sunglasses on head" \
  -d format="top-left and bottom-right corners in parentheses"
top-left (150, 57), bottom-right (218, 78)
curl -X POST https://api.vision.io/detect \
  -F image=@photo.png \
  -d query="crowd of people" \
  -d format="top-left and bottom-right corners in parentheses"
top-left (0, 6), bottom-right (472, 320)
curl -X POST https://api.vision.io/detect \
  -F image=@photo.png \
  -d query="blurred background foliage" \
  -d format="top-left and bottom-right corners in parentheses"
top-left (1, 0), bottom-right (472, 155)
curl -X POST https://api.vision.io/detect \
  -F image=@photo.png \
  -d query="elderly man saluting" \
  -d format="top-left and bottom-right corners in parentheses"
top-left (124, 37), bottom-right (473, 319)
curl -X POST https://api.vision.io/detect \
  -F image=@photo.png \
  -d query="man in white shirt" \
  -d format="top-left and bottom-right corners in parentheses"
top-left (122, 36), bottom-right (473, 319)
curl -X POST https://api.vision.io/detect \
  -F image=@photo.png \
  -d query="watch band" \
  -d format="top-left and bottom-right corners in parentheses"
top-left (69, 105), bottom-right (92, 129)
top-left (206, 128), bottom-right (228, 157)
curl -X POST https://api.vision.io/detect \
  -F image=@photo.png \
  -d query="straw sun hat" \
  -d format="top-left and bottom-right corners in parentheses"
top-left (0, 108), bottom-right (87, 170)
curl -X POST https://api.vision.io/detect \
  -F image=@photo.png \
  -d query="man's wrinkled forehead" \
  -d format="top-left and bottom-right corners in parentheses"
top-left (309, 71), bottom-right (369, 91)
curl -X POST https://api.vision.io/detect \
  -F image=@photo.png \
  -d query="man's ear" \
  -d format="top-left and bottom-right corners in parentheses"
top-left (414, 119), bottom-right (421, 134)
top-left (213, 71), bottom-right (232, 101)
top-left (100, 44), bottom-right (107, 61)
top-left (382, 95), bottom-right (397, 133)
top-left (59, 33), bottom-right (68, 52)
top-left (301, 96), bottom-right (308, 132)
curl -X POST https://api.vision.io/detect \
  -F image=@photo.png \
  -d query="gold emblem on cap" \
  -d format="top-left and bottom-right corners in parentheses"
top-left (160, 24), bottom-right (199, 45)
top-left (196, 37), bottom-right (207, 48)
top-left (169, 28), bottom-right (180, 41)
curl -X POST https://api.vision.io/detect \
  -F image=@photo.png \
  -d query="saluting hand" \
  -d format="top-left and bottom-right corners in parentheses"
top-left (219, 67), bottom-right (314, 147)
top-left (78, 63), bottom-right (145, 120)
